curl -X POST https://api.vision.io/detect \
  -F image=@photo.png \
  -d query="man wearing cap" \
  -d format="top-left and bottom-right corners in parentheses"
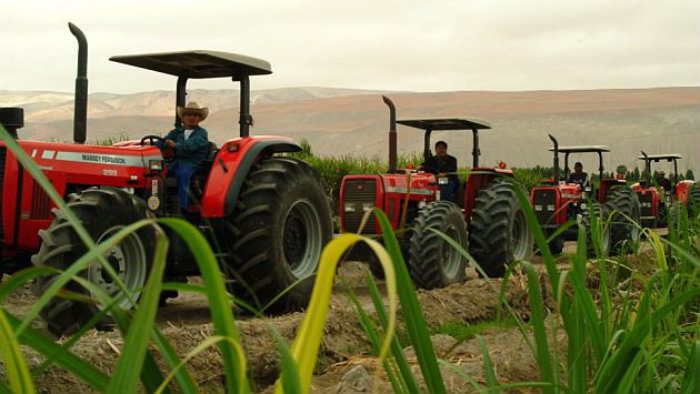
top-left (159, 101), bottom-right (210, 213)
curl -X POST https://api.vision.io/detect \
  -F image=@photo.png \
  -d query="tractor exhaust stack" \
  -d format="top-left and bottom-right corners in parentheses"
top-left (640, 151), bottom-right (651, 184)
top-left (382, 95), bottom-right (397, 173)
top-left (69, 22), bottom-right (88, 144)
top-left (549, 134), bottom-right (559, 182)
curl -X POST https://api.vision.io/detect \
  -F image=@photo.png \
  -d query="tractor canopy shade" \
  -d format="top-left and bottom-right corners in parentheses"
top-left (397, 118), bottom-right (492, 131)
top-left (550, 145), bottom-right (610, 153)
top-left (110, 50), bottom-right (272, 80)
top-left (637, 153), bottom-right (683, 161)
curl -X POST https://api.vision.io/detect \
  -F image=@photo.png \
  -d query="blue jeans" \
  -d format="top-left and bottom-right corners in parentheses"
top-left (169, 162), bottom-right (199, 211)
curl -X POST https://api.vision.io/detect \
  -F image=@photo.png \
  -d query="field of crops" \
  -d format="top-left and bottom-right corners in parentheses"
top-left (1, 134), bottom-right (699, 393)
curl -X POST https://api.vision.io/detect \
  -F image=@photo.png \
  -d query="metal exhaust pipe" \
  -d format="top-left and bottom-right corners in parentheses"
top-left (69, 22), bottom-right (88, 144)
top-left (549, 134), bottom-right (559, 182)
top-left (382, 95), bottom-right (397, 173)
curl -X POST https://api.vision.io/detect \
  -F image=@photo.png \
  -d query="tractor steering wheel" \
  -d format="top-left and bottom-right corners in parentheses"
top-left (140, 135), bottom-right (175, 159)
top-left (139, 135), bottom-right (165, 146)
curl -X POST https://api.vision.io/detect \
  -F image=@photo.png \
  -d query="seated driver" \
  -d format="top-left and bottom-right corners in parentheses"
top-left (422, 140), bottom-right (459, 202)
top-left (158, 101), bottom-right (210, 213)
top-left (567, 162), bottom-right (588, 186)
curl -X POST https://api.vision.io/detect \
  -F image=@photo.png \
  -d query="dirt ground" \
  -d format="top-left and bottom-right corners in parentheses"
top-left (1, 239), bottom-right (659, 393)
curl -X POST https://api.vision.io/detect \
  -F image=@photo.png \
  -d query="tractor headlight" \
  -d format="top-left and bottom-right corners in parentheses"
top-left (546, 205), bottom-right (555, 211)
top-left (344, 203), bottom-right (356, 212)
top-left (534, 205), bottom-right (543, 211)
top-left (362, 203), bottom-right (374, 212)
top-left (149, 160), bottom-right (164, 171)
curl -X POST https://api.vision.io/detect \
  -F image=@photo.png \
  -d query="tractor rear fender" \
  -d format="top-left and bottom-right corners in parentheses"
top-left (598, 178), bottom-right (626, 203)
top-left (200, 136), bottom-right (301, 218)
top-left (464, 168), bottom-right (513, 223)
top-left (676, 180), bottom-right (694, 204)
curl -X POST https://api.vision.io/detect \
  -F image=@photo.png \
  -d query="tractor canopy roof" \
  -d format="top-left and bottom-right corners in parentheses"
top-left (397, 118), bottom-right (491, 131)
top-left (637, 153), bottom-right (683, 161)
top-left (110, 50), bottom-right (272, 80)
top-left (550, 145), bottom-right (610, 153)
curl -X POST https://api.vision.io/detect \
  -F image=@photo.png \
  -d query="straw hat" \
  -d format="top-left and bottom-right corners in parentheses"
top-left (177, 101), bottom-right (209, 121)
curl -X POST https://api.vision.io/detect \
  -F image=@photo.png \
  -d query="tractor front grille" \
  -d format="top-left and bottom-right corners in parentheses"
top-left (532, 189), bottom-right (557, 225)
top-left (342, 179), bottom-right (378, 234)
top-left (0, 147), bottom-right (5, 245)
top-left (637, 192), bottom-right (653, 218)
top-left (30, 181), bottom-right (51, 219)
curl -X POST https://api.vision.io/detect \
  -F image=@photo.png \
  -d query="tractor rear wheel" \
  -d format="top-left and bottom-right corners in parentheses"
top-left (688, 185), bottom-right (700, 218)
top-left (408, 201), bottom-right (468, 289)
top-left (469, 181), bottom-right (533, 278)
top-left (31, 188), bottom-right (155, 336)
top-left (226, 157), bottom-right (333, 314)
top-left (605, 186), bottom-right (641, 254)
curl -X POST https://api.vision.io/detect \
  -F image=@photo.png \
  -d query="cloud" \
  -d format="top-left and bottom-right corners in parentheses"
top-left (1, 0), bottom-right (699, 93)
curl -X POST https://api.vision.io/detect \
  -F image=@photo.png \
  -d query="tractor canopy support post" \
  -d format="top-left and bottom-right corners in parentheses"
top-left (69, 23), bottom-right (88, 144)
top-left (472, 129), bottom-right (480, 168)
top-left (673, 159), bottom-right (679, 183)
top-left (424, 129), bottom-right (433, 162)
top-left (549, 134), bottom-right (559, 182)
top-left (175, 76), bottom-right (187, 128)
top-left (597, 151), bottom-right (604, 180)
top-left (382, 96), bottom-right (397, 173)
top-left (564, 152), bottom-right (570, 177)
top-left (239, 75), bottom-right (252, 138)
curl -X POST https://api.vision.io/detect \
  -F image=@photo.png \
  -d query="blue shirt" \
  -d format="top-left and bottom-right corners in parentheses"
top-left (160, 126), bottom-right (209, 165)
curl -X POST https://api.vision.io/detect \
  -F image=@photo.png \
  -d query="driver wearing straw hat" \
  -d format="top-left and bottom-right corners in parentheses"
top-left (158, 101), bottom-right (210, 213)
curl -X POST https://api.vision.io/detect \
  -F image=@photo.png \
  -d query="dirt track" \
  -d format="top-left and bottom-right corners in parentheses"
top-left (2, 237), bottom-right (660, 393)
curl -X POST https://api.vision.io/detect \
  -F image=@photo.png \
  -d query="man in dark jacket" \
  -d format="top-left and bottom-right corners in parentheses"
top-left (422, 140), bottom-right (459, 202)
top-left (159, 101), bottom-right (210, 212)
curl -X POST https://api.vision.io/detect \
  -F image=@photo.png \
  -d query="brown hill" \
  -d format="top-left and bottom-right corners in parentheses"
top-left (2, 87), bottom-right (698, 172)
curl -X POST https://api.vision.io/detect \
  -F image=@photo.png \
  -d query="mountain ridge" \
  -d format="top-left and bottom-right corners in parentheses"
top-left (1, 86), bottom-right (698, 172)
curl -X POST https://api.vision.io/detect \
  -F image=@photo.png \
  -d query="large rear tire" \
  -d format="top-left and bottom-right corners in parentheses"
top-left (687, 185), bottom-right (700, 218)
top-left (225, 157), bottom-right (333, 313)
top-left (31, 188), bottom-right (155, 337)
top-left (469, 181), bottom-right (533, 278)
top-left (408, 201), bottom-right (468, 289)
top-left (605, 186), bottom-right (641, 254)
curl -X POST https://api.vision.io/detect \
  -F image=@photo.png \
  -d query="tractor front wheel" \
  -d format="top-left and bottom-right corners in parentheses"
top-left (408, 201), bottom-right (468, 289)
top-left (226, 157), bottom-right (333, 314)
top-left (31, 188), bottom-right (155, 336)
top-left (469, 181), bottom-right (533, 278)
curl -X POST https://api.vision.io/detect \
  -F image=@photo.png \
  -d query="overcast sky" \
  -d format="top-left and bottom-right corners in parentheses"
top-left (2, 0), bottom-right (699, 94)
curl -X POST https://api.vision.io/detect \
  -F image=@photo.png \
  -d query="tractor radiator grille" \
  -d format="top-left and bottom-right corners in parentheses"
top-left (637, 192), bottom-right (653, 218)
top-left (30, 181), bottom-right (51, 219)
top-left (342, 179), bottom-right (377, 234)
top-left (0, 147), bottom-right (5, 244)
top-left (532, 189), bottom-right (557, 225)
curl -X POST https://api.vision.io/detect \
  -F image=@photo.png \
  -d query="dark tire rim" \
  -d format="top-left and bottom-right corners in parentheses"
top-left (87, 226), bottom-right (147, 310)
top-left (282, 199), bottom-right (323, 279)
top-left (512, 209), bottom-right (531, 261)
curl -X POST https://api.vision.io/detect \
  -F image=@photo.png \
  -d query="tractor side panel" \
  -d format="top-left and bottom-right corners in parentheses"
top-left (1, 140), bottom-right (162, 252)
top-left (200, 136), bottom-right (301, 219)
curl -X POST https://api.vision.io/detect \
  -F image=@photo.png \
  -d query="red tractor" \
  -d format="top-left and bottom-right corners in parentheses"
top-left (0, 24), bottom-right (332, 335)
top-left (339, 96), bottom-right (533, 286)
top-left (529, 135), bottom-right (640, 256)
top-left (631, 152), bottom-right (700, 227)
